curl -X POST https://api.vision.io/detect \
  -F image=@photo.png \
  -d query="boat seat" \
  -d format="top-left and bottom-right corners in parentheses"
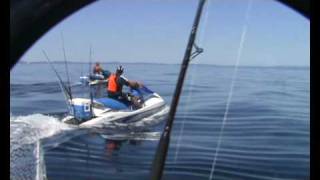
top-left (94, 97), bottom-right (130, 110)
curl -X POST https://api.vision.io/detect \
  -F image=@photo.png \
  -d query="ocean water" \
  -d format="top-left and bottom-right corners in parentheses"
top-left (10, 62), bottom-right (309, 180)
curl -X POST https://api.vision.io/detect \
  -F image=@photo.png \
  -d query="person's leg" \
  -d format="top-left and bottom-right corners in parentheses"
top-left (119, 92), bottom-right (131, 104)
top-left (108, 92), bottom-right (119, 99)
top-left (125, 92), bottom-right (142, 109)
top-left (108, 92), bottom-right (141, 109)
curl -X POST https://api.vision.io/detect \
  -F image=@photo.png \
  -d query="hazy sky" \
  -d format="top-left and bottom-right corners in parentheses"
top-left (20, 0), bottom-right (309, 66)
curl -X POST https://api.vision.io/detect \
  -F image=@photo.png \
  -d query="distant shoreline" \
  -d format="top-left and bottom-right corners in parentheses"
top-left (17, 61), bottom-right (309, 68)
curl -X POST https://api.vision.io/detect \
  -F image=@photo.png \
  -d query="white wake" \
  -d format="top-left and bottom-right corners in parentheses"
top-left (10, 114), bottom-right (73, 180)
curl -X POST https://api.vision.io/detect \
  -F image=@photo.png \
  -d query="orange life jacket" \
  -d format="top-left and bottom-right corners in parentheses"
top-left (107, 74), bottom-right (119, 93)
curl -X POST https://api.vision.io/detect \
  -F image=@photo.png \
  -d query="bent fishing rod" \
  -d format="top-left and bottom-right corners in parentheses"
top-left (150, 0), bottom-right (206, 179)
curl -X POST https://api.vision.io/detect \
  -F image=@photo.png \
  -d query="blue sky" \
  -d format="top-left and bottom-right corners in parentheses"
top-left (20, 0), bottom-right (309, 66)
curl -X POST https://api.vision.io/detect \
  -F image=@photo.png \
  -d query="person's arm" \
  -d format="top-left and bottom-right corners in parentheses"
top-left (120, 76), bottom-right (142, 89)
top-left (128, 81), bottom-right (140, 89)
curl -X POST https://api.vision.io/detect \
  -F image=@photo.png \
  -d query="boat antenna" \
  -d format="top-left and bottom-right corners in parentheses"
top-left (42, 50), bottom-right (71, 106)
top-left (89, 44), bottom-right (93, 77)
top-left (150, 0), bottom-right (206, 179)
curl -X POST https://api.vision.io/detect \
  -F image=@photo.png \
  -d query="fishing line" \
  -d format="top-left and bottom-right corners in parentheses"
top-left (197, 0), bottom-right (211, 49)
top-left (208, 1), bottom-right (252, 179)
top-left (174, 0), bottom-right (212, 163)
top-left (173, 64), bottom-right (195, 162)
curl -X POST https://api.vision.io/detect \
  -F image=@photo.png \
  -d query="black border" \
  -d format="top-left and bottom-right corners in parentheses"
top-left (310, 0), bottom-right (318, 179)
top-left (8, 0), bottom-right (315, 180)
top-left (3, 0), bottom-right (9, 179)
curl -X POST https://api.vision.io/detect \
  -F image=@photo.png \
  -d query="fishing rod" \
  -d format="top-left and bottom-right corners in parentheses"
top-left (42, 50), bottom-right (72, 104)
top-left (61, 32), bottom-right (73, 100)
top-left (89, 45), bottom-right (94, 117)
top-left (60, 32), bottom-right (76, 117)
top-left (150, 0), bottom-right (206, 179)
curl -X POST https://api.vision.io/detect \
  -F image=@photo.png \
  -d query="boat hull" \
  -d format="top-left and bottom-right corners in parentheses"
top-left (62, 93), bottom-right (166, 128)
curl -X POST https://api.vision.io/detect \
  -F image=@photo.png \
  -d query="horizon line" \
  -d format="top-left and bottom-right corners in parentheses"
top-left (17, 60), bottom-right (310, 68)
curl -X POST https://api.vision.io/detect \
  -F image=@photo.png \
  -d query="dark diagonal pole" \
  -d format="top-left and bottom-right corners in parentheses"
top-left (150, 0), bottom-right (206, 179)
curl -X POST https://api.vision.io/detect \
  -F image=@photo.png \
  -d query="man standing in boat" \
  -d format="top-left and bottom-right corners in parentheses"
top-left (107, 65), bottom-right (143, 108)
top-left (93, 62), bottom-right (103, 74)
top-left (90, 62), bottom-right (111, 98)
top-left (92, 62), bottom-right (111, 79)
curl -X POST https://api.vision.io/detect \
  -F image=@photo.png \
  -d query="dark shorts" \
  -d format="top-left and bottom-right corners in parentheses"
top-left (107, 91), bottom-right (121, 99)
top-left (108, 91), bottom-right (131, 104)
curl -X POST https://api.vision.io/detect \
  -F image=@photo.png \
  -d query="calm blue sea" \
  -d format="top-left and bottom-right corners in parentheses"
top-left (10, 62), bottom-right (309, 180)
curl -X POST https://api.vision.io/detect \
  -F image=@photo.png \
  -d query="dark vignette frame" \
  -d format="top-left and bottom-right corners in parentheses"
top-left (9, 0), bottom-right (315, 180)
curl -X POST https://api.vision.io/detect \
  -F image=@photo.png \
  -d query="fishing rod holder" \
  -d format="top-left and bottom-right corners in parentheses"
top-left (191, 43), bottom-right (204, 60)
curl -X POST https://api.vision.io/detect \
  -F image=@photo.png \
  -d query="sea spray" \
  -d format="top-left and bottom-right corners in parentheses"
top-left (10, 114), bottom-right (73, 180)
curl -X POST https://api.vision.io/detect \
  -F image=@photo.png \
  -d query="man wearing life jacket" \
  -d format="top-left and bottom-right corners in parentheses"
top-left (107, 66), bottom-right (142, 107)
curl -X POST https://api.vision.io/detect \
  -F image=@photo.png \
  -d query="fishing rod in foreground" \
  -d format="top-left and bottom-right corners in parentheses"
top-left (150, 0), bottom-right (206, 179)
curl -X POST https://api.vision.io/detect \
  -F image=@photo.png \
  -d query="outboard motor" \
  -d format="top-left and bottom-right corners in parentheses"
top-left (69, 98), bottom-right (93, 122)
